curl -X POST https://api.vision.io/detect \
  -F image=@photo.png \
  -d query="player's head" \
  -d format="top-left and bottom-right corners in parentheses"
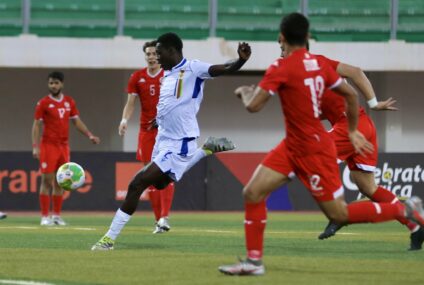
top-left (279, 13), bottom-right (309, 56)
top-left (156, 32), bottom-right (183, 70)
top-left (143, 40), bottom-right (160, 69)
top-left (47, 71), bottom-right (64, 96)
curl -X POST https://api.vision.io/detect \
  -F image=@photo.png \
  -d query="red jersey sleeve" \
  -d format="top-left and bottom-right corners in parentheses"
top-left (126, 72), bottom-right (139, 94)
top-left (320, 55), bottom-right (339, 70)
top-left (34, 100), bottom-right (45, 120)
top-left (258, 59), bottom-right (288, 95)
top-left (69, 97), bottom-right (79, 118)
top-left (322, 61), bottom-right (342, 90)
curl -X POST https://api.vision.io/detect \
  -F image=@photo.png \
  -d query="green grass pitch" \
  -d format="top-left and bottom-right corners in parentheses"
top-left (0, 212), bottom-right (422, 285)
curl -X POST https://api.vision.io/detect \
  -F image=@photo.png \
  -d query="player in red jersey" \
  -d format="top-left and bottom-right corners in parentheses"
top-left (32, 71), bottom-right (100, 226)
top-left (118, 41), bottom-right (175, 234)
top-left (315, 55), bottom-right (424, 250)
top-left (219, 13), bottom-right (424, 276)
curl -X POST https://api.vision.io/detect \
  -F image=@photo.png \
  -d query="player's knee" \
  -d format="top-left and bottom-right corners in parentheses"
top-left (153, 179), bottom-right (171, 190)
top-left (243, 187), bottom-right (261, 203)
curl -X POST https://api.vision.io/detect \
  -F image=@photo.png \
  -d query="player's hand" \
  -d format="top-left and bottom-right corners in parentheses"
top-left (32, 147), bottom-right (40, 159)
top-left (234, 85), bottom-right (255, 105)
top-left (348, 130), bottom-right (374, 157)
top-left (89, 135), bottom-right (100, 144)
top-left (237, 42), bottom-right (251, 61)
top-left (119, 121), bottom-right (128, 136)
top-left (372, 97), bottom-right (398, 111)
top-left (147, 118), bottom-right (158, 130)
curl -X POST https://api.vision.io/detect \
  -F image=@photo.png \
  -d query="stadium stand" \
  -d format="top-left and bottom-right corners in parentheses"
top-left (0, 0), bottom-right (22, 36)
top-left (0, 0), bottom-right (422, 42)
top-left (398, 0), bottom-right (424, 42)
top-left (308, 0), bottom-right (391, 42)
top-left (124, 0), bottom-right (209, 39)
top-left (29, 0), bottom-right (116, 38)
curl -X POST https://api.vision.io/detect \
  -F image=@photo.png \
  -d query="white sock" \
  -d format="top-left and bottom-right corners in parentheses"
top-left (106, 208), bottom-right (131, 240)
top-left (184, 148), bottom-right (207, 173)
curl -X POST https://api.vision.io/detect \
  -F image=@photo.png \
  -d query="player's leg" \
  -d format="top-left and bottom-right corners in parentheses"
top-left (92, 162), bottom-right (171, 250)
top-left (38, 142), bottom-right (56, 226)
top-left (219, 164), bottom-right (290, 276)
top-left (39, 173), bottom-right (54, 226)
top-left (51, 145), bottom-right (69, 226)
top-left (157, 182), bottom-right (174, 233)
top-left (138, 130), bottom-right (163, 232)
top-left (219, 141), bottom-right (292, 276)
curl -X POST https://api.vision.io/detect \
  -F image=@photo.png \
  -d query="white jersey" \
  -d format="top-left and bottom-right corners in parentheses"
top-left (156, 58), bottom-right (212, 139)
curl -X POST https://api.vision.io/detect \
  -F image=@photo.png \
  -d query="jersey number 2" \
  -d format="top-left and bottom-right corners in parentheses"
top-left (304, 76), bottom-right (324, 118)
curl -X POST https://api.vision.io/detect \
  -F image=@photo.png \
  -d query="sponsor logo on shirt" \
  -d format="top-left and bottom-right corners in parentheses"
top-left (138, 78), bottom-right (146, 83)
top-left (48, 104), bottom-right (55, 108)
top-left (303, 59), bottom-right (320, 71)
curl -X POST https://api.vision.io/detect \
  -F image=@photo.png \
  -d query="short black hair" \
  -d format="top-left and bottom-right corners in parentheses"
top-left (280, 13), bottom-right (309, 46)
top-left (156, 32), bottom-right (183, 53)
top-left (143, 40), bottom-right (157, 52)
top-left (48, 71), bottom-right (64, 82)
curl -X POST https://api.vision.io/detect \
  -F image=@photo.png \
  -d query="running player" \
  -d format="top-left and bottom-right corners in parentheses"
top-left (119, 40), bottom-right (174, 234)
top-left (91, 33), bottom-right (251, 250)
top-left (218, 13), bottom-right (424, 276)
top-left (32, 71), bottom-right (100, 226)
top-left (315, 54), bottom-right (424, 250)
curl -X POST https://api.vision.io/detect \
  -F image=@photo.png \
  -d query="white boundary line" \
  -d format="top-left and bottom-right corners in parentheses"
top-left (0, 280), bottom-right (55, 285)
top-left (0, 226), bottom-right (96, 231)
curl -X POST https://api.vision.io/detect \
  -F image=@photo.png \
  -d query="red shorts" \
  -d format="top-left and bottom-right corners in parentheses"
top-left (330, 113), bottom-right (378, 172)
top-left (262, 140), bottom-right (343, 202)
top-left (136, 129), bottom-right (158, 163)
top-left (39, 141), bottom-right (70, 174)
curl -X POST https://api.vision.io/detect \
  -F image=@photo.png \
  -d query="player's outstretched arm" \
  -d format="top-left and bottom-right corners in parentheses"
top-left (31, 120), bottom-right (42, 159)
top-left (208, 42), bottom-right (251, 77)
top-left (71, 117), bottom-right (100, 144)
top-left (119, 94), bottom-right (136, 136)
top-left (234, 85), bottom-right (270, 113)
top-left (336, 62), bottom-right (398, 111)
top-left (333, 81), bottom-right (374, 156)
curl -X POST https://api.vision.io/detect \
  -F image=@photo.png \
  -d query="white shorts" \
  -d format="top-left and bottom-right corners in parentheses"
top-left (152, 135), bottom-right (199, 181)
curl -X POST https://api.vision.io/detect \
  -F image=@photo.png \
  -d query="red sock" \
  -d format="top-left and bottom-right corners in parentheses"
top-left (52, 195), bottom-right (63, 216)
top-left (160, 183), bottom-right (174, 218)
top-left (149, 187), bottom-right (162, 221)
top-left (39, 194), bottom-right (50, 217)
top-left (371, 186), bottom-right (418, 231)
top-left (348, 201), bottom-right (404, 224)
top-left (245, 201), bottom-right (267, 261)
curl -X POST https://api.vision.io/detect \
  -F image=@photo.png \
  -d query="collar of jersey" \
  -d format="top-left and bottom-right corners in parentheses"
top-left (48, 94), bottom-right (64, 102)
top-left (171, 58), bottom-right (187, 72)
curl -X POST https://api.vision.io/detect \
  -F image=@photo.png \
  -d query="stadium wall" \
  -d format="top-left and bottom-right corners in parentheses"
top-left (0, 69), bottom-right (423, 153)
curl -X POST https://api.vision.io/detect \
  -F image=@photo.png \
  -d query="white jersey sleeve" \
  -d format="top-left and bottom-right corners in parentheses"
top-left (189, 60), bottom-right (213, 80)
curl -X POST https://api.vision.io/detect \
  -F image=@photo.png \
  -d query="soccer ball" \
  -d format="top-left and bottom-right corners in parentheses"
top-left (56, 162), bottom-right (85, 191)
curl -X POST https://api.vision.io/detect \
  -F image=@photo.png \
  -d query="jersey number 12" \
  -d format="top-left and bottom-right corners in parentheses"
top-left (304, 76), bottom-right (324, 118)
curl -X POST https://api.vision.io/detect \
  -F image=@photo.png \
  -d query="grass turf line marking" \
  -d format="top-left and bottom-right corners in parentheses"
top-left (0, 226), bottom-right (95, 231)
top-left (0, 280), bottom-right (55, 285)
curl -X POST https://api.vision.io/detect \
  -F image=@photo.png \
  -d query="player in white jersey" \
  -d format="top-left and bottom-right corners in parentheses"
top-left (92, 32), bottom-right (251, 250)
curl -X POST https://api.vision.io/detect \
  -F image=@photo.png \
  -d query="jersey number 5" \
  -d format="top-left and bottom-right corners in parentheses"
top-left (304, 76), bottom-right (324, 118)
top-left (149, 85), bottom-right (155, 96)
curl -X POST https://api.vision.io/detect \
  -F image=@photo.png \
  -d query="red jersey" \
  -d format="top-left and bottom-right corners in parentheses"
top-left (127, 67), bottom-right (163, 131)
top-left (317, 55), bottom-right (366, 125)
top-left (34, 94), bottom-right (79, 144)
top-left (259, 48), bottom-right (342, 156)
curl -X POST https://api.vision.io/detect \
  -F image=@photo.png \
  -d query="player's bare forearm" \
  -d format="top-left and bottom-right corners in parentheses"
top-left (337, 63), bottom-right (375, 101)
top-left (122, 94), bottom-right (136, 121)
top-left (208, 42), bottom-right (251, 77)
top-left (333, 81), bottom-right (359, 132)
top-left (72, 118), bottom-right (100, 144)
top-left (31, 120), bottom-right (42, 159)
top-left (235, 86), bottom-right (270, 113)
